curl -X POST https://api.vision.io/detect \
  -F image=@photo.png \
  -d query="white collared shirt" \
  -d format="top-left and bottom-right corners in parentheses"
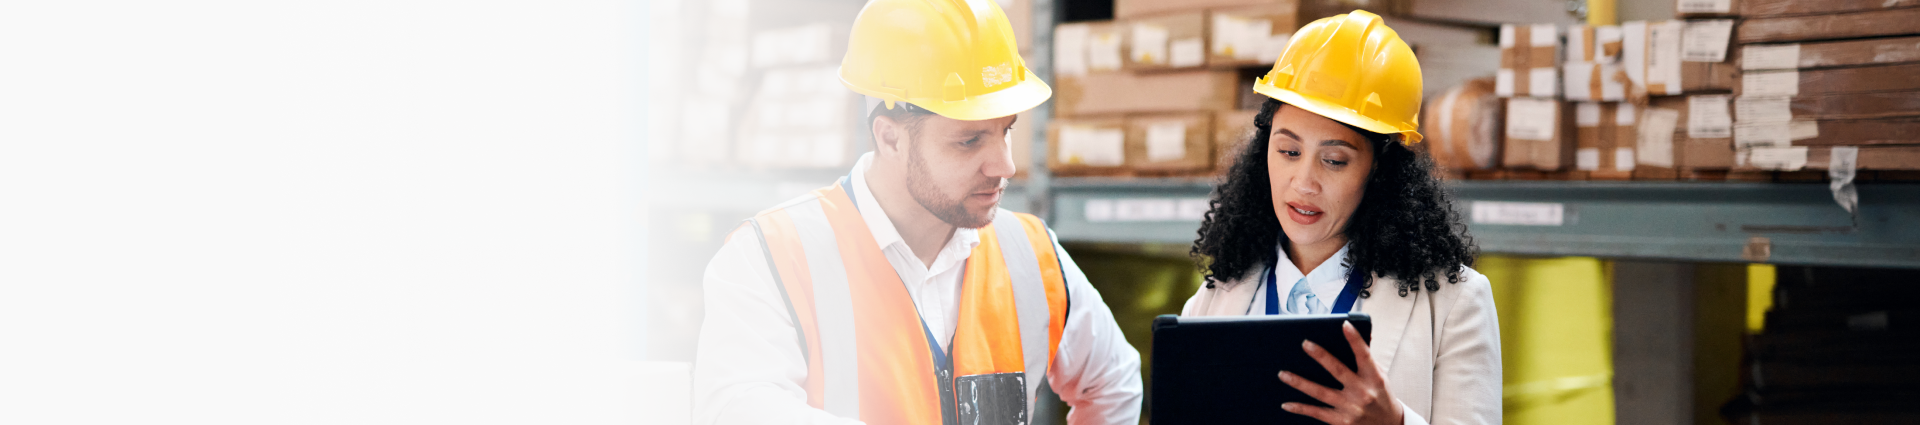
top-left (692, 152), bottom-right (1143, 425)
top-left (1248, 243), bottom-right (1364, 314)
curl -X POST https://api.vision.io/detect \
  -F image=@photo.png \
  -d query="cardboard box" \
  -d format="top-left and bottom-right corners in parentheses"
top-left (1573, 102), bottom-right (1637, 179)
top-left (1741, 36), bottom-right (1920, 71)
top-left (1502, 97), bottom-right (1573, 170)
top-left (1117, 0), bottom-right (1397, 22)
top-left (1052, 21), bottom-right (1128, 81)
top-left (1748, 90), bottom-right (1920, 121)
top-left (1126, 12), bottom-right (1210, 71)
top-left (1497, 23), bottom-right (1560, 97)
top-left (1737, 145), bottom-right (1920, 171)
top-left (1213, 109), bottom-right (1262, 167)
top-left (1737, 63), bottom-right (1920, 98)
top-left (1048, 116), bottom-right (1130, 176)
top-left (1127, 112), bottom-right (1216, 174)
top-left (1605, 101), bottom-right (1642, 177)
top-left (1682, 61), bottom-right (1739, 92)
top-left (1053, 69), bottom-right (1240, 117)
top-left (1207, 3), bottom-right (1299, 68)
top-left (1564, 61), bottom-right (1629, 101)
top-left (1642, 96), bottom-right (1737, 169)
top-left (1786, 119), bottom-right (1920, 146)
top-left (1737, 8), bottom-right (1920, 44)
top-left (1117, 0), bottom-right (1288, 19)
top-left (1741, 0), bottom-right (1920, 18)
top-left (1644, 21), bottom-right (1687, 96)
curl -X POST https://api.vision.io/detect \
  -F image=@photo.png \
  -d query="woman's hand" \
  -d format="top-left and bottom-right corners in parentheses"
top-left (1278, 321), bottom-right (1403, 425)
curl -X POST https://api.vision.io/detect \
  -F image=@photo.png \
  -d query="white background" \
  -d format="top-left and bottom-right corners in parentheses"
top-left (0, 1), bottom-right (652, 423)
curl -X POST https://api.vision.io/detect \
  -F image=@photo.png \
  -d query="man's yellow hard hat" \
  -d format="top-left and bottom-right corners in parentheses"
top-left (839, 0), bottom-right (1050, 121)
top-left (1254, 10), bottom-right (1423, 144)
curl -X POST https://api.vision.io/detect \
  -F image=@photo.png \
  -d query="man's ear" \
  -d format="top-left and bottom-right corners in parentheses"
top-left (871, 115), bottom-right (908, 160)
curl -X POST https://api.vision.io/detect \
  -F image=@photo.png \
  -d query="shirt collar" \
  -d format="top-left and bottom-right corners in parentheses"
top-left (1272, 241), bottom-right (1353, 304)
top-left (848, 152), bottom-right (981, 258)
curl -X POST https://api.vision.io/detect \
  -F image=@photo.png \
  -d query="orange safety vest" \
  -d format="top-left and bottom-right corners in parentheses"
top-left (746, 178), bottom-right (1069, 425)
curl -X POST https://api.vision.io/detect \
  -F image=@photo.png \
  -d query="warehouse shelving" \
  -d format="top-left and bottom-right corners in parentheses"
top-left (1036, 180), bottom-right (1920, 269)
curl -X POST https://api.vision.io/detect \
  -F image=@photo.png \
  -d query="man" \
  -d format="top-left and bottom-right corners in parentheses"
top-left (690, 0), bottom-right (1141, 424)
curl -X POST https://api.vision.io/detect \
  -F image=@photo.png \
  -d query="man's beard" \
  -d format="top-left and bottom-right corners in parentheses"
top-left (905, 143), bottom-right (1002, 229)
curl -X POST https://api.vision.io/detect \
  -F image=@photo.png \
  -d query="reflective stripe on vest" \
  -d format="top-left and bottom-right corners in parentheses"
top-left (749, 180), bottom-right (1069, 425)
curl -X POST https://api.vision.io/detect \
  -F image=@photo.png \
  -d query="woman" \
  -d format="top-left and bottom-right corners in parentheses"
top-left (1180, 11), bottom-right (1501, 425)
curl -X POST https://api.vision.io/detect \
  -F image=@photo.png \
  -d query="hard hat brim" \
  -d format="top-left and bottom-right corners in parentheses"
top-left (1254, 84), bottom-right (1424, 144)
top-left (845, 69), bottom-right (1052, 122)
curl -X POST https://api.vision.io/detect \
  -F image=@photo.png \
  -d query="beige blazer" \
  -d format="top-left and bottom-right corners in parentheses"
top-left (1180, 263), bottom-right (1502, 425)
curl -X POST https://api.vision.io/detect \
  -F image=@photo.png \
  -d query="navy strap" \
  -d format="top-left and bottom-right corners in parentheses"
top-left (1265, 262), bottom-right (1368, 314)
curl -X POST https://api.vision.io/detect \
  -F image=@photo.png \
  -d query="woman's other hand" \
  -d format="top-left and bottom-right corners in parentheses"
top-left (1278, 322), bottom-right (1403, 425)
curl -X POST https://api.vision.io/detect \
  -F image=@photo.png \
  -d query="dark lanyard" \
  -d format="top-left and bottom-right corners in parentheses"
top-left (1264, 262), bottom-right (1365, 314)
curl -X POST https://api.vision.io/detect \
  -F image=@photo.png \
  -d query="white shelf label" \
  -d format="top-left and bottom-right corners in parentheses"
top-left (1472, 201), bottom-right (1566, 226)
top-left (1086, 197), bottom-right (1211, 222)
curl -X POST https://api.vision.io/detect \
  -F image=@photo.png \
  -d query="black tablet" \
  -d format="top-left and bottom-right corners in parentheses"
top-left (1149, 313), bottom-right (1373, 425)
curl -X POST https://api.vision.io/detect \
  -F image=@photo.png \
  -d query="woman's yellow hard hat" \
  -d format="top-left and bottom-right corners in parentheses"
top-left (839, 0), bottom-right (1051, 121)
top-left (1254, 10), bottom-right (1424, 143)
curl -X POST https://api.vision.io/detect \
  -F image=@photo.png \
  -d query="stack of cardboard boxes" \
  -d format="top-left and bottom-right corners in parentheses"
top-left (1048, 0), bottom-right (1307, 177)
top-left (1729, 0), bottom-right (1920, 178)
top-left (1490, 8), bottom-right (1751, 181)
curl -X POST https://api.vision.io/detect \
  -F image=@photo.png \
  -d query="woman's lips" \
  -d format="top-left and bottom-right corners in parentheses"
top-left (1285, 202), bottom-right (1323, 225)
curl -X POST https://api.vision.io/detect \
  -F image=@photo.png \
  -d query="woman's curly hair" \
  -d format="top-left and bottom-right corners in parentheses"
top-left (1190, 99), bottom-right (1476, 297)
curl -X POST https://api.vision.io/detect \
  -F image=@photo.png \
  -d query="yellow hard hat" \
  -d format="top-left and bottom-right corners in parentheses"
top-left (1253, 10), bottom-right (1423, 144)
top-left (839, 0), bottom-right (1050, 121)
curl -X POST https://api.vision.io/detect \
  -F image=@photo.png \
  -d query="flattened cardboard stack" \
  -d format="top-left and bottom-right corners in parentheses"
top-left (1631, 15), bottom-right (1742, 181)
top-left (1050, 0), bottom-right (1317, 177)
top-left (1730, 0), bottom-right (1920, 175)
top-left (1725, 266), bottom-right (1920, 424)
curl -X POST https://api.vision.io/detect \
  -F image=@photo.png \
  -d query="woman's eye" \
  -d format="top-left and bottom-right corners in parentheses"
top-left (1278, 150), bottom-right (1301, 157)
top-left (1324, 159), bottom-right (1347, 166)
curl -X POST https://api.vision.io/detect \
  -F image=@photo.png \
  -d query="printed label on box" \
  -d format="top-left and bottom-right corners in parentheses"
top-left (1742, 71), bottom-right (1800, 97)
top-left (1170, 38), bottom-right (1205, 67)
top-left (1688, 94), bottom-right (1733, 139)
top-left (1747, 147), bottom-right (1809, 171)
top-left (1131, 24), bottom-right (1169, 65)
top-left (1145, 122), bottom-right (1188, 162)
top-left (1061, 125), bottom-right (1125, 166)
top-left (1506, 98), bottom-right (1560, 141)
top-left (1681, 20), bottom-right (1734, 62)
top-left (1055, 25), bottom-right (1090, 77)
top-left (1734, 122), bottom-right (1792, 148)
top-left (1741, 44), bottom-right (1800, 71)
top-left (1639, 108), bottom-right (1680, 167)
top-left (1258, 34), bottom-right (1290, 64)
top-left (1735, 96), bottom-right (1793, 123)
top-left (1089, 31), bottom-right (1123, 71)
top-left (1648, 21), bottom-right (1685, 95)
